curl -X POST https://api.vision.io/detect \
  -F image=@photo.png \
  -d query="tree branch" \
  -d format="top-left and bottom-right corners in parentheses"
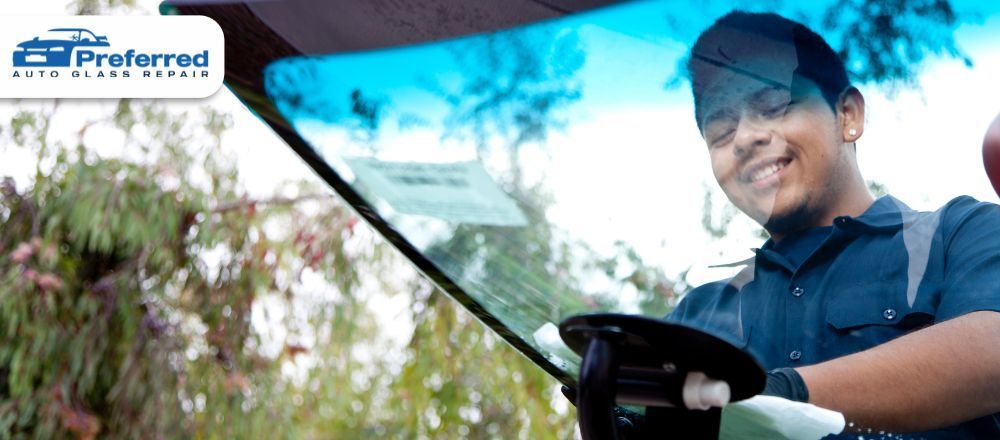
top-left (212, 193), bottom-right (333, 214)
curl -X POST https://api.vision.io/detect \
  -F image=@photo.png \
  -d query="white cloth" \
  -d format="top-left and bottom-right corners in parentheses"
top-left (720, 395), bottom-right (845, 440)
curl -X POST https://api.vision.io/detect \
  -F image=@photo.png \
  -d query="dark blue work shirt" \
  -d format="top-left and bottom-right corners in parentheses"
top-left (769, 225), bottom-right (833, 270)
top-left (667, 195), bottom-right (1000, 438)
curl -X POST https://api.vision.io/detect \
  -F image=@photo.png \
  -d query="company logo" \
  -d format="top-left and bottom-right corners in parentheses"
top-left (11, 27), bottom-right (210, 78)
top-left (1, 17), bottom-right (224, 98)
top-left (13, 28), bottom-right (109, 67)
top-left (12, 28), bottom-right (210, 72)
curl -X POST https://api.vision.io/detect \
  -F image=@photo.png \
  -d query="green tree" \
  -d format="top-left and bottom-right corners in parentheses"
top-left (0, 95), bottom-right (577, 439)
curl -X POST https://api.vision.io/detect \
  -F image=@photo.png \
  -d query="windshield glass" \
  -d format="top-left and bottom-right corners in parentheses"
top-left (262, 0), bottom-right (1000, 433)
top-left (40, 30), bottom-right (81, 41)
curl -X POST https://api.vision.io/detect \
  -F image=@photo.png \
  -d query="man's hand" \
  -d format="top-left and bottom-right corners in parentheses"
top-left (797, 311), bottom-right (1000, 432)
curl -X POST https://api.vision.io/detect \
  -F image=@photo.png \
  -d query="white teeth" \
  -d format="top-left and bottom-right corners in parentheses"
top-left (750, 162), bottom-right (785, 182)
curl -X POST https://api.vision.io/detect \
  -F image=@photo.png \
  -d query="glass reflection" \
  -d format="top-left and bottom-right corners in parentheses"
top-left (263, 2), bottom-right (1000, 435)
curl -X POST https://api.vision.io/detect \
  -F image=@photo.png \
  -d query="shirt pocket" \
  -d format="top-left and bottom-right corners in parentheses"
top-left (823, 281), bottom-right (936, 359)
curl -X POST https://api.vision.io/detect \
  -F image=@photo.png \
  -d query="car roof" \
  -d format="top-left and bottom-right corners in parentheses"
top-left (163, 0), bottom-right (624, 117)
top-left (47, 28), bottom-right (94, 32)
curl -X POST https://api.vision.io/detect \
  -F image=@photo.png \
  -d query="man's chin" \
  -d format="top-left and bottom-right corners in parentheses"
top-left (762, 203), bottom-right (815, 236)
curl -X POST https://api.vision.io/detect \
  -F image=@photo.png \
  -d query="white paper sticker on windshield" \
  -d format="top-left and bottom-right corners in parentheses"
top-left (344, 158), bottom-right (528, 227)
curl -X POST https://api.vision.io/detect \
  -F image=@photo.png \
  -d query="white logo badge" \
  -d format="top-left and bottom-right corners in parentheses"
top-left (0, 16), bottom-right (224, 98)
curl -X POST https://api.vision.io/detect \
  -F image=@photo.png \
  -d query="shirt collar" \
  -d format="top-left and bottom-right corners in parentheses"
top-left (713, 195), bottom-right (911, 268)
top-left (845, 194), bottom-right (913, 230)
top-left (754, 195), bottom-right (908, 255)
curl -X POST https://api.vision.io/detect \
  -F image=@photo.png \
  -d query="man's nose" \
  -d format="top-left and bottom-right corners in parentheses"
top-left (733, 118), bottom-right (773, 157)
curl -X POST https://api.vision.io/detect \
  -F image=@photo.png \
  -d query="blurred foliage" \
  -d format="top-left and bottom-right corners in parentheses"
top-left (822, 0), bottom-right (971, 90)
top-left (0, 98), bottom-right (576, 438)
top-left (71, 0), bottom-right (136, 15)
top-left (438, 29), bottom-right (585, 163)
top-left (664, 0), bottom-right (974, 92)
top-left (867, 180), bottom-right (890, 199)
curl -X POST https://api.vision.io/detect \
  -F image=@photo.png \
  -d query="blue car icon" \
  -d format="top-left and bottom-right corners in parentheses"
top-left (13, 28), bottom-right (109, 67)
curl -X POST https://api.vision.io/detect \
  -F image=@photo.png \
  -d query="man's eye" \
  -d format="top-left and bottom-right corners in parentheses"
top-left (763, 101), bottom-right (791, 118)
top-left (709, 129), bottom-right (735, 147)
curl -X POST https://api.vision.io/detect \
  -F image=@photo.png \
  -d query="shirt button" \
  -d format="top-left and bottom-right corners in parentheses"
top-left (883, 308), bottom-right (897, 320)
top-left (789, 350), bottom-right (802, 361)
top-left (791, 286), bottom-right (805, 297)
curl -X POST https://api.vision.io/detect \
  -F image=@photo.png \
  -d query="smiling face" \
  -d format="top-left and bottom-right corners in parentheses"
top-left (687, 12), bottom-right (874, 238)
top-left (700, 70), bottom-right (862, 236)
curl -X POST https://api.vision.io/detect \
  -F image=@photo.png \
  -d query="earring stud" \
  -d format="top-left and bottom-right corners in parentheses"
top-left (848, 128), bottom-right (858, 136)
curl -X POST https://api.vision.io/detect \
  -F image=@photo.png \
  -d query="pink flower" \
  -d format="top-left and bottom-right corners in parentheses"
top-left (10, 242), bottom-right (33, 263)
top-left (36, 273), bottom-right (64, 292)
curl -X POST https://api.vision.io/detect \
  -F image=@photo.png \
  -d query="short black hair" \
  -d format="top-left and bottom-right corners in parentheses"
top-left (688, 11), bottom-right (850, 131)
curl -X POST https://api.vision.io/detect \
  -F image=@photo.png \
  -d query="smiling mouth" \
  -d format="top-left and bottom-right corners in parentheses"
top-left (744, 158), bottom-right (792, 185)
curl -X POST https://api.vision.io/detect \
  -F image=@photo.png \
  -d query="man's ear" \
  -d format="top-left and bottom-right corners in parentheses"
top-left (839, 87), bottom-right (865, 143)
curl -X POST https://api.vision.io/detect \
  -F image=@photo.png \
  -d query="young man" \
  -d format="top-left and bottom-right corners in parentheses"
top-left (667, 11), bottom-right (1000, 438)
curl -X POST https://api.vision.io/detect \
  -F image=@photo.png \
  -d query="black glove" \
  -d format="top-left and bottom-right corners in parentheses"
top-left (762, 367), bottom-right (809, 402)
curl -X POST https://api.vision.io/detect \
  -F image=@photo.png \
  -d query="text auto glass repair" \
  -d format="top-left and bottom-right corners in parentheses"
top-left (13, 48), bottom-right (210, 78)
